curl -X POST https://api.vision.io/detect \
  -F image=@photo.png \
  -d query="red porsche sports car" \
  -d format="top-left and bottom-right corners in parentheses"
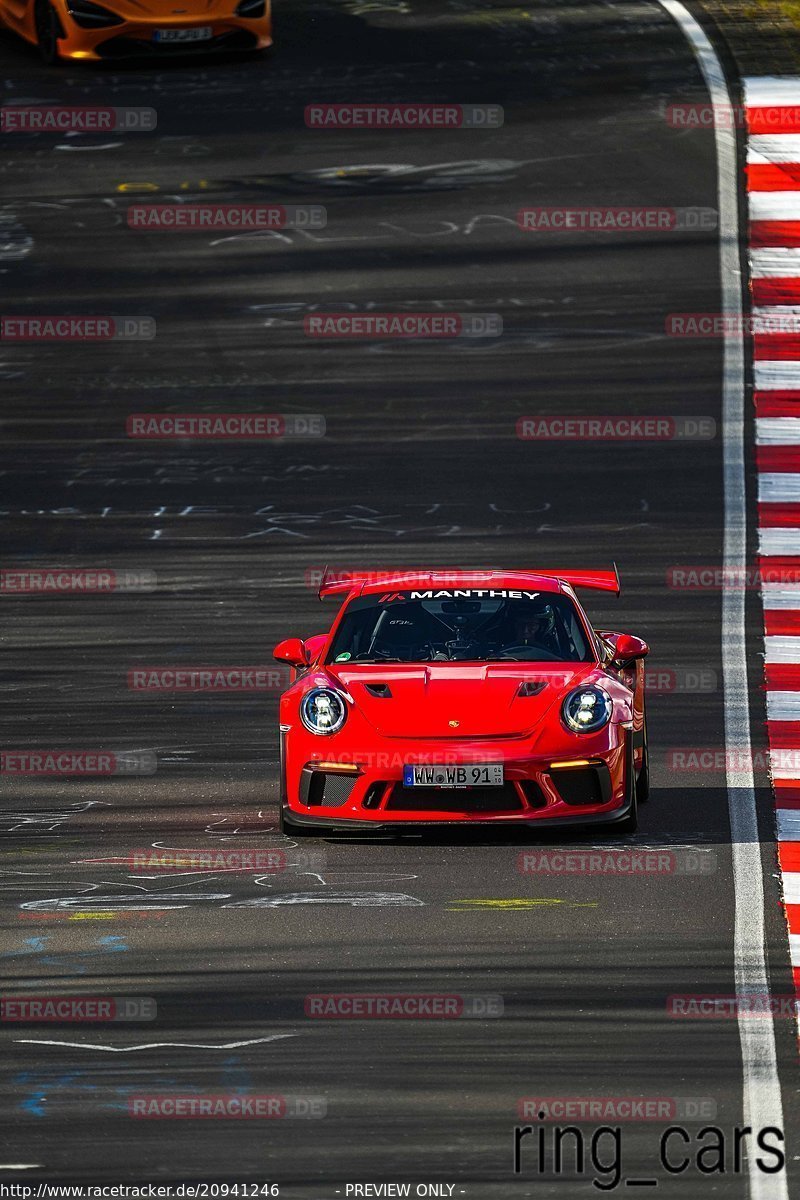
top-left (273, 569), bottom-right (649, 836)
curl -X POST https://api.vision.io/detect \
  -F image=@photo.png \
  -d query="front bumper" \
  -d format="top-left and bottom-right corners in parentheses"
top-left (282, 801), bottom-right (636, 834)
top-left (281, 728), bottom-right (633, 829)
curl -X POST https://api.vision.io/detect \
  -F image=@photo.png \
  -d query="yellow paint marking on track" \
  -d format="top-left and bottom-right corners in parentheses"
top-left (19, 911), bottom-right (168, 922)
top-left (117, 180), bottom-right (211, 193)
top-left (67, 912), bottom-right (119, 920)
top-left (460, 9), bottom-right (533, 22)
top-left (446, 898), bottom-right (599, 911)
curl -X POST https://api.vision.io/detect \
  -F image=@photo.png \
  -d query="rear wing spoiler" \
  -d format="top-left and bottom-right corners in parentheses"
top-left (536, 566), bottom-right (620, 596)
top-left (317, 565), bottom-right (620, 599)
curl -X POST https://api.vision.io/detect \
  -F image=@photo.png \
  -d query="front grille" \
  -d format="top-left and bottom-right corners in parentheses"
top-left (386, 784), bottom-right (523, 813)
top-left (550, 763), bottom-right (612, 807)
top-left (300, 768), bottom-right (358, 809)
top-left (96, 29), bottom-right (257, 56)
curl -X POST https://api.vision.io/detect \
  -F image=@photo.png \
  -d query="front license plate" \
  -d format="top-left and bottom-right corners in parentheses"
top-left (154, 25), bottom-right (213, 41)
top-left (403, 764), bottom-right (504, 789)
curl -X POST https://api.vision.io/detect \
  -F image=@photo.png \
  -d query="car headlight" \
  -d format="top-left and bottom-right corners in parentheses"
top-left (67, 0), bottom-right (123, 25)
top-left (235, 0), bottom-right (265, 16)
top-left (561, 685), bottom-right (613, 734)
top-left (300, 687), bottom-right (347, 736)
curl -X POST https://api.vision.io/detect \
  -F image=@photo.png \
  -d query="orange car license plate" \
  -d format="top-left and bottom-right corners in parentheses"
top-left (154, 26), bottom-right (213, 41)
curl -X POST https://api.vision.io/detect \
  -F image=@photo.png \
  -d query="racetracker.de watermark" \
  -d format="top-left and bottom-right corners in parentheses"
top-left (304, 103), bottom-right (503, 128)
top-left (1, 996), bottom-right (156, 1021)
top-left (645, 668), bottom-right (717, 693)
top-left (1, 317), bottom-right (155, 341)
top-left (668, 995), bottom-right (800, 1018)
top-left (665, 749), bottom-right (797, 774)
top-left (304, 993), bottom-right (503, 1018)
top-left (516, 417), bottom-right (715, 441)
top-left (1, 569), bottom-right (156, 595)
top-left (667, 566), bottom-right (800, 589)
top-left (1, 750), bottom-right (156, 776)
top-left (666, 313), bottom-right (800, 336)
top-left (517, 207), bottom-right (717, 232)
top-left (128, 1094), bottom-right (325, 1119)
top-left (304, 568), bottom-right (471, 590)
top-left (128, 667), bottom-right (286, 692)
top-left (517, 849), bottom-right (717, 876)
top-left (127, 204), bottom-right (326, 230)
top-left (1, 106), bottom-right (156, 131)
top-left (664, 102), bottom-right (800, 131)
top-left (301, 747), bottom-right (583, 769)
top-left (303, 313), bottom-right (502, 338)
top-left (517, 1097), bottom-right (717, 1121)
top-left (128, 848), bottom-right (325, 873)
top-left (126, 414), bottom-right (325, 440)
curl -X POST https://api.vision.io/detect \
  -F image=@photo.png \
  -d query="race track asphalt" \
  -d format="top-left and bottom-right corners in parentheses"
top-left (0, 0), bottom-right (796, 1193)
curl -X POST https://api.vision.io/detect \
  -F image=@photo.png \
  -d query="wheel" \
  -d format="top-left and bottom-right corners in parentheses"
top-left (614, 736), bottom-right (638, 834)
top-left (35, 0), bottom-right (62, 64)
top-left (636, 718), bottom-right (650, 803)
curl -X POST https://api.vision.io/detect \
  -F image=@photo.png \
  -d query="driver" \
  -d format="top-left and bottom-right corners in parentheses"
top-left (504, 603), bottom-right (559, 655)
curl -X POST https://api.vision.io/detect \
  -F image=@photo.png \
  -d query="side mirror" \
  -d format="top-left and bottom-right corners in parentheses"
top-left (611, 633), bottom-right (649, 664)
top-left (273, 637), bottom-right (308, 669)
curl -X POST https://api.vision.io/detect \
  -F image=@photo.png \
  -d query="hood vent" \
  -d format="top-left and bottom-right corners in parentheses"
top-left (517, 681), bottom-right (548, 697)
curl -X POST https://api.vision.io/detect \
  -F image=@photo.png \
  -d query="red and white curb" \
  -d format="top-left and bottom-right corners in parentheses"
top-left (746, 76), bottom-right (800, 994)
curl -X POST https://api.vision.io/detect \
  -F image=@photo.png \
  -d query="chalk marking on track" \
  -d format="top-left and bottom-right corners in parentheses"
top-left (15, 1034), bottom-right (297, 1052)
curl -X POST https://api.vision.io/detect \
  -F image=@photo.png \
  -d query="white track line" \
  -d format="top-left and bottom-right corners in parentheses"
top-left (660, 9), bottom-right (788, 1199)
top-left (759, 473), bottom-right (800, 502)
top-left (777, 810), bottom-right (800, 839)
top-left (752, 307), bottom-right (800, 331)
top-left (760, 528), bottom-right (800, 555)
top-left (750, 192), bottom-right (800, 221)
top-left (781, 873), bottom-right (800, 903)
top-left (753, 305), bottom-right (800, 318)
top-left (767, 692), bottom-right (800, 720)
top-left (745, 76), bottom-right (800, 105)
top-left (752, 247), bottom-right (800, 276)
top-left (756, 418), bottom-right (800, 444)
top-left (763, 585), bottom-right (800, 607)
top-left (755, 361), bottom-right (800, 389)
top-left (766, 635), bottom-right (800, 662)
top-left (749, 135), bottom-right (800, 162)
top-left (771, 754), bottom-right (800, 779)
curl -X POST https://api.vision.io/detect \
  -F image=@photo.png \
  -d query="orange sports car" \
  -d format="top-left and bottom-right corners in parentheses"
top-left (0, 0), bottom-right (270, 61)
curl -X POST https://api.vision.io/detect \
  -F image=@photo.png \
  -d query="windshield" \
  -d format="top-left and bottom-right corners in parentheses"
top-left (326, 589), bottom-right (594, 664)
